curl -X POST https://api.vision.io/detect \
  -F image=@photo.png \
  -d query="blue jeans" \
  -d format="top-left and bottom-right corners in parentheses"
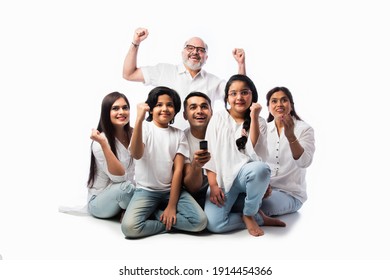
top-left (205, 161), bottom-right (271, 233)
top-left (121, 188), bottom-right (207, 238)
top-left (88, 181), bottom-right (135, 218)
top-left (260, 189), bottom-right (302, 216)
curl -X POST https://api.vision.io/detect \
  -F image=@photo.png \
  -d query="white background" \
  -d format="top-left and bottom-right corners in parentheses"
top-left (1, 0), bottom-right (389, 278)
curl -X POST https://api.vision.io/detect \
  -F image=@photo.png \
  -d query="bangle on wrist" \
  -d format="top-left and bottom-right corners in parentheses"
top-left (132, 42), bottom-right (139, 47)
top-left (289, 138), bottom-right (298, 144)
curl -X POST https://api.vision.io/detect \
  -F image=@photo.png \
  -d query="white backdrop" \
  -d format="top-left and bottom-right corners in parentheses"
top-left (1, 0), bottom-right (389, 278)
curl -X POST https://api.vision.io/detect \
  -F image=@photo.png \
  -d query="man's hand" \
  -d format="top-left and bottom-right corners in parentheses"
top-left (133, 27), bottom-right (149, 45)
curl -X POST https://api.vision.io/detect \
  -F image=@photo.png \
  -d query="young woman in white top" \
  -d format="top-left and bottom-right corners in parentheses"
top-left (87, 92), bottom-right (135, 219)
top-left (204, 75), bottom-right (285, 237)
top-left (121, 86), bottom-right (207, 238)
top-left (261, 87), bottom-right (315, 216)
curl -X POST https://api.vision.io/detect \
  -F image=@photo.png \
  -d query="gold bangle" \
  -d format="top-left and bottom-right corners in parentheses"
top-left (132, 42), bottom-right (139, 47)
top-left (289, 138), bottom-right (299, 144)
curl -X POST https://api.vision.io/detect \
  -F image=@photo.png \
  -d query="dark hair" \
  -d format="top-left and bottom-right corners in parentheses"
top-left (145, 86), bottom-right (181, 124)
top-left (266, 86), bottom-right (301, 122)
top-left (224, 74), bottom-right (258, 150)
top-left (87, 92), bottom-right (133, 187)
top-left (183, 91), bottom-right (211, 111)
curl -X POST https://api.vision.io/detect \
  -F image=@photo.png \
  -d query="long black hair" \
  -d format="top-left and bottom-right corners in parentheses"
top-left (224, 74), bottom-right (258, 150)
top-left (266, 86), bottom-right (301, 122)
top-left (87, 92), bottom-right (132, 187)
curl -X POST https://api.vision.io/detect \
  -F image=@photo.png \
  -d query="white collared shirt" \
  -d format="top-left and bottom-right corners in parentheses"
top-left (204, 110), bottom-right (267, 193)
top-left (266, 118), bottom-right (315, 202)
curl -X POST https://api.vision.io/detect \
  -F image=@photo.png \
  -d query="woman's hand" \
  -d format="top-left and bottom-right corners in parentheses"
top-left (90, 128), bottom-right (108, 145)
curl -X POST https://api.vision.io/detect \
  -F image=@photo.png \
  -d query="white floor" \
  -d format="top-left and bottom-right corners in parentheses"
top-left (2, 190), bottom-right (389, 279)
top-left (2, 158), bottom-right (390, 280)
top-left (2, 188), bottom-right (389, 261)
top-left (2, 198), bottom-right (303, 261)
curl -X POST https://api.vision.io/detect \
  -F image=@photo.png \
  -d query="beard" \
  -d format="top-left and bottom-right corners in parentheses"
top-left (183, 56), bottom-right (205, 71)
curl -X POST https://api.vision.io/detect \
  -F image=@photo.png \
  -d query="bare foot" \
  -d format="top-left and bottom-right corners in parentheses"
top-left (259, 210), bottom-right (286, 227)
top-left (242, 215), bottom-right (264, 236)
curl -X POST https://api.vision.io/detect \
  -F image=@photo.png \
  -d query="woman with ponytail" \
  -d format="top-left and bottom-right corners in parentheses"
top-left (203, 75), bottom-right (285, 236)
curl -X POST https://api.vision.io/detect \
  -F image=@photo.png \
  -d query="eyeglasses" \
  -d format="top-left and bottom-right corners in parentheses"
top-left (228, 89), bottom-right (252, 98)
top-left (184, 44), bottom-right (207, 54)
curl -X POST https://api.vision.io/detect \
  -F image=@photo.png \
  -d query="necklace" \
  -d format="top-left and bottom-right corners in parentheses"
top-left (117, 134), bottom-right (128, 145)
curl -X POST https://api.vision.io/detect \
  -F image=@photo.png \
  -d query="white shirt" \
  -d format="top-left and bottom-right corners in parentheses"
top-left (266, 118), bottom-right (315, 202)
top-left (88, 135), bottom-right (135, 200)
top-left (184, 128), bottom-right (203, 163)
top-left (184, 128), bottom-right (208, 176)
top-left (141, 63), bottom-right (225, 130)
top-left (203, 110), bottom-right (267, 193)
top-left (132, 121), bottom-right (189, 192)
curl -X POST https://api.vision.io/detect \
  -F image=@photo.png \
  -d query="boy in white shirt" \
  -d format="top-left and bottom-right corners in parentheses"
top-left (121, 86), bottom-right (207, 238)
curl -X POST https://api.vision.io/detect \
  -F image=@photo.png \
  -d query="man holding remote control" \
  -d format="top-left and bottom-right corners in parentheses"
top-left (182, 92), bottom-right (212, 208)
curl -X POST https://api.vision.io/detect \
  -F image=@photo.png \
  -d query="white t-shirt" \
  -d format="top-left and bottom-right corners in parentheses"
top-left (133, 121), bottom-right (189, 192)
top-left (183, 128), bottom-right (203, 163)
top-left (141, 63), bottom-right (226, 130)
top-left (88, 135), bottom-right (135, 200)
top-left (266, 119), bottom-right (315, 202)
top-left (203, 110), bottom-right (268, 193)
